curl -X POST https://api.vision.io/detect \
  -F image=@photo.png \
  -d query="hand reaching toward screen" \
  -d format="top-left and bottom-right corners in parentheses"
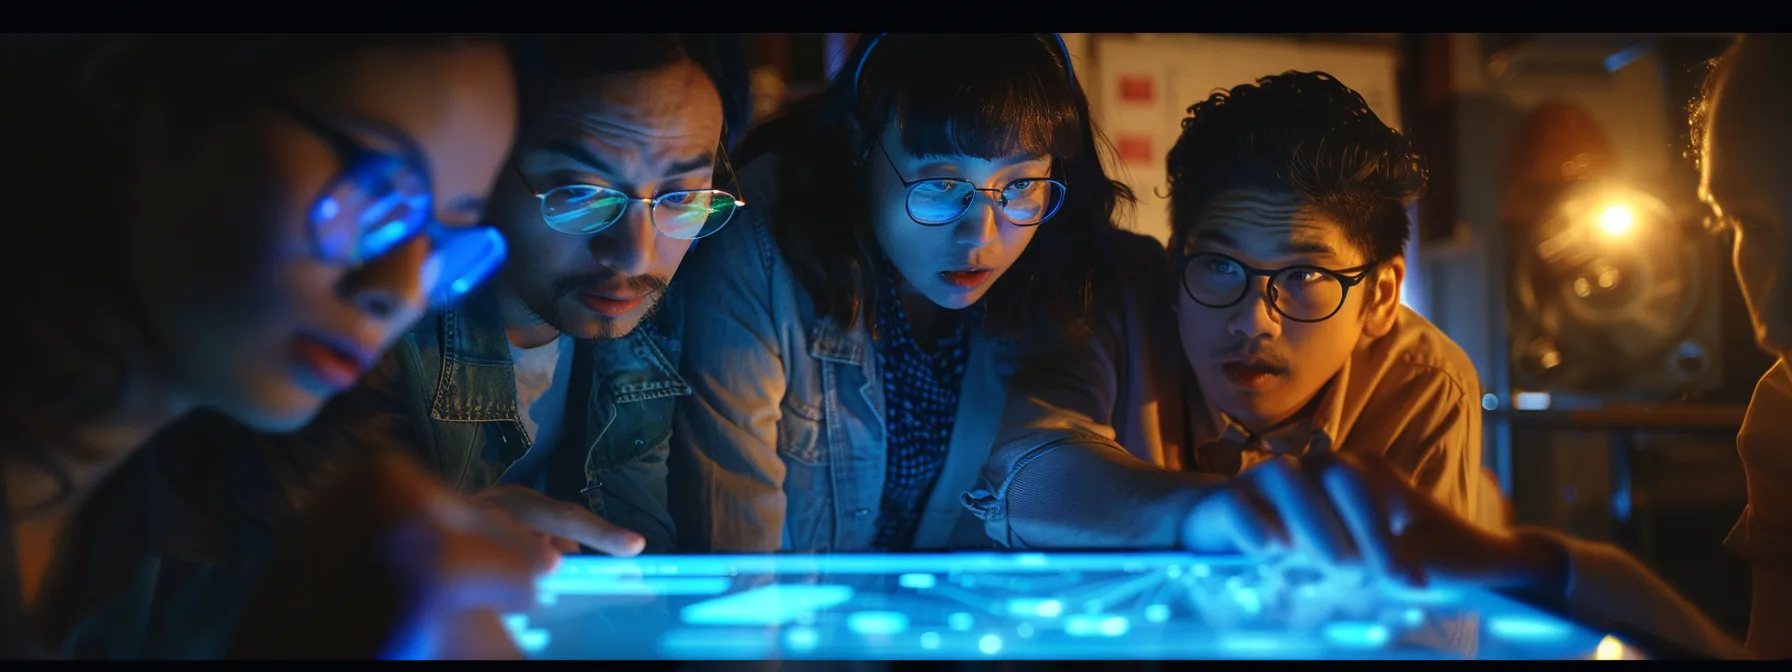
top-left (229, 452), bottom-right (557, 660)
top-left (1181, 451), bottom-right (1568, 594)
top-left (470, 484), bottom-right (647, 557)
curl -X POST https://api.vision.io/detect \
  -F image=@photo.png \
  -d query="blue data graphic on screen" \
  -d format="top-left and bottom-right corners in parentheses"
top-left (504, 552), bottom-right (1648, 660)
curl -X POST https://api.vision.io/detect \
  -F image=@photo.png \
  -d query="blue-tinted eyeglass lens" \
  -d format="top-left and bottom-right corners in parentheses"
top-left (541, 185), bottom-right (630, 234)
top-left (424, 226), bottom-right (508, 307)
top-left (654, 191), bottom-right (741, 239)
top-left (310, 155), bottom-right (432, 262)
top-left (906, 179), bottom-right (1064, 225)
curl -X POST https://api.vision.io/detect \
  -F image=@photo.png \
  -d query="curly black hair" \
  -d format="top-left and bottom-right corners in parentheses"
top-left (1164, 71), bottom-right (1426, 264)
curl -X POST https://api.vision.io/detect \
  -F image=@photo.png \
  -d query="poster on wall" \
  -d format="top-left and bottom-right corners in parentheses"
top-left (1090, 34), bottom-right (1403, 245)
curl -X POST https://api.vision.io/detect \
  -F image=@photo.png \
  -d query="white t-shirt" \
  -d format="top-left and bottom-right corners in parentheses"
top-left (501, 334), bottom-right (574, 492)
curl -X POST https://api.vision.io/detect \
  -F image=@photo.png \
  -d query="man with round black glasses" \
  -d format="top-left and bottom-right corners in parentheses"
top-left (970, 71), bottom-right (1499, 550)
top-left (258, 33), bottom-right (752, 559)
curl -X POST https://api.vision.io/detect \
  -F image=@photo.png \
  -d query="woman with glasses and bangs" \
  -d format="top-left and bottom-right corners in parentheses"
top-left (1, 34), bottom-right (552, 659)
top-left (670, 33), bottom-right (1181, 554)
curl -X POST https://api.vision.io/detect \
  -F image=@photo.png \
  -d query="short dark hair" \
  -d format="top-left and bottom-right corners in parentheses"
top-left (509, 34), bottom-right (751, 150)
top-left (740, 33), bottom-right (1136, 343)
top-left (1165, 71), bottom-right (1426, 264)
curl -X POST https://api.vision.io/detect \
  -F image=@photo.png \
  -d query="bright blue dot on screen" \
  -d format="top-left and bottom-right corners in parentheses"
top-left (978, 634), bottom-right (1003, 655)
top-left (898, 573), bottom-right (937, 589)
top-left (948, 613), bottom-right (975, 631)
top-left (785, 626), bottom-right (820, 651)
top-left (1145, 604), bottom-right (1171, 623)
top-left (919, 632), bottom-right (941, 650)
top-left (1403, 608), bottom-right (1424, 626)
top-left (1016, 623), bottom-right (1035, 638)
top-left (1234, 588), bottom-right (1262, 614)
top-left (450, 278), bottom-right (471, 295)
top-left (516, 629), bottom-right (550, 653)
top-left (1490, 617), bottom-right (1571, 640)
top-left (1097, 617), bottom-right (1129, 637)
top-left (846, 611), bottom-right (909, 636)
top-left (1323, 622), bottom-right (1390, 648)
top-left (1035, 600), bottom-right (1063, 617)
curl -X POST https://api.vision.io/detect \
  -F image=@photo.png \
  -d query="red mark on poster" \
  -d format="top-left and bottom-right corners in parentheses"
top-left (1119, 75), bottom-right (1154, 104)
top-left (1117, 135), bottom-right (1152, 165)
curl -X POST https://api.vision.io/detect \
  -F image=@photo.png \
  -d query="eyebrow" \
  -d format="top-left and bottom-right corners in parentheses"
top-left (1194, 229), bottom-right (1238, 247)
top-left (545, 139), bottom-right (616, 176)
top-left (544, 140), bottom-right (715, 180)
top-left (1280, 238), bottom-right (1342, 258)
top-left (1193, 229), bottom-right (1344, 259)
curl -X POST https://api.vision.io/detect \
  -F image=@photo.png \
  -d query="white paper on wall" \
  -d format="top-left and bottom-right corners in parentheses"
top-left (1089, 34), bottom-right (1403, 245)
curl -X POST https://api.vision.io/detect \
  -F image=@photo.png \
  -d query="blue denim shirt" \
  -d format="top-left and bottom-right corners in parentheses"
top-left (670, 154), bottom-right (1017, 553)
top-left (276, 283), bottom-right (692, 554)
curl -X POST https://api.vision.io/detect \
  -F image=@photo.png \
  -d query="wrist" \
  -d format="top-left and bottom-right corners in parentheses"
top-left (1510, 529), bottom-right (1573, 598)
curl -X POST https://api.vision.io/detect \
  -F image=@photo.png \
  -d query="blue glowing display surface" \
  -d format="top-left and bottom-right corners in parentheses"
top-left (505, 552), bottom-right (1648, 660)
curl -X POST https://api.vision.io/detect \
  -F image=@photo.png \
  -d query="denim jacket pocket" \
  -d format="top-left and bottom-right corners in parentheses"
top-left (775, 396), bottom-right (827, 466)
top-left (776, 394), bottom-right (832, 550)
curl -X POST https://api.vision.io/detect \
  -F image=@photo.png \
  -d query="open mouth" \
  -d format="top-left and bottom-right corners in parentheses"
top-left (1220, 359), bottom-right (1286, 390)
top-left (939, 268), bottom-right (994, 289)
top-left (291, 331), bottom-right (376, 392)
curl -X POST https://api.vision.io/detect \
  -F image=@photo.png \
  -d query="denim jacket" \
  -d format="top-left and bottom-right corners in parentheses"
top-left (670, 154), bottom-right (1016, 553)
top-left (276, 283), bottom-right (691, 554)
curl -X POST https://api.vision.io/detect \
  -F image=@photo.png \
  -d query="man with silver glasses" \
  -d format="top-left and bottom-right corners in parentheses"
top-left (968, 71), bottom-right (1499, 550)
top-left (267, 33), bottom-right (752, 557)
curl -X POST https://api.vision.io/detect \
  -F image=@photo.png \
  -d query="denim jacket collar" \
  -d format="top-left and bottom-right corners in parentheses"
top-left (426, 285), bottom-right (690, 423)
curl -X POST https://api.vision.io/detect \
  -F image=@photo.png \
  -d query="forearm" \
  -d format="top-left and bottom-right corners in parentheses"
top-left (981, 433), bottom-right (1223, 549)
top-left (1516, 527), bottom-right (1745, 659)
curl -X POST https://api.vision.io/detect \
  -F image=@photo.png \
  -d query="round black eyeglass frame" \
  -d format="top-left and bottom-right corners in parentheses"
top-left (1178, 251), bottom-right (1377, 323)
top-left (877, 144), bottom-right (1066, 227)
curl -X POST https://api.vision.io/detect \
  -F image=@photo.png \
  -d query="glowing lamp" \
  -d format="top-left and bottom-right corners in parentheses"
top-left (1597, 205), bottom-right (1634, 235)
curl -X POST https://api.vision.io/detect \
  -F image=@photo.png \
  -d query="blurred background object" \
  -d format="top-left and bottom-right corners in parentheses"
top-left (743, 31), bottom-right (1757, 638)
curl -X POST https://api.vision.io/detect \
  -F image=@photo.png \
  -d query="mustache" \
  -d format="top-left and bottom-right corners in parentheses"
top-left (1209, 338), bottom-right (1292, 370)
top-left (551, 271), bottom-right (669, 300)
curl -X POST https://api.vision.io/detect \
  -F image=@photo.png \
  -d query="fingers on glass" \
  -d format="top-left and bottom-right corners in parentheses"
top-left (1250, 460), bottom-right (1357, 570)
top-left (1319, 462), bottom-right (1428, 588)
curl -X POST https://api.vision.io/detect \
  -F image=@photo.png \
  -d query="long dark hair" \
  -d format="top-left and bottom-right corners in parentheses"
top-left (0, 34), bottom-right (505, 512)
top-left (738, 33), bottom-right (1135, 343)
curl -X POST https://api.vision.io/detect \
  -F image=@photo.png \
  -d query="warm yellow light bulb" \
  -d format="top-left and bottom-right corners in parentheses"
top-left (1598, 205), bottom-right (1635, 235)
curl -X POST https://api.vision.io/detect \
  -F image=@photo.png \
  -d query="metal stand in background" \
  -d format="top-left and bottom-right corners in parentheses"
top-left (1488, 404), bottom-right (1746, 557)
top-left (1487, 224), bottom-right (1517, 498)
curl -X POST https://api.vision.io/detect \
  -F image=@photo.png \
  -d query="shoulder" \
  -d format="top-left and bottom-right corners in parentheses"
top-left (690, 154), bottom-right (787, 276)
top-left (1360, 306), bottom-right (1482, 405)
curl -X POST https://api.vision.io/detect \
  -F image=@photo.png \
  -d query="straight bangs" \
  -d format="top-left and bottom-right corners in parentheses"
top-left (858, 34), bottom-right (1081, 162)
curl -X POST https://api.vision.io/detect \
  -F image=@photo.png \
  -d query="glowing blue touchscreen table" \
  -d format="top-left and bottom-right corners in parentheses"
top-left (505, 552), bottom-right (1650, 660)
